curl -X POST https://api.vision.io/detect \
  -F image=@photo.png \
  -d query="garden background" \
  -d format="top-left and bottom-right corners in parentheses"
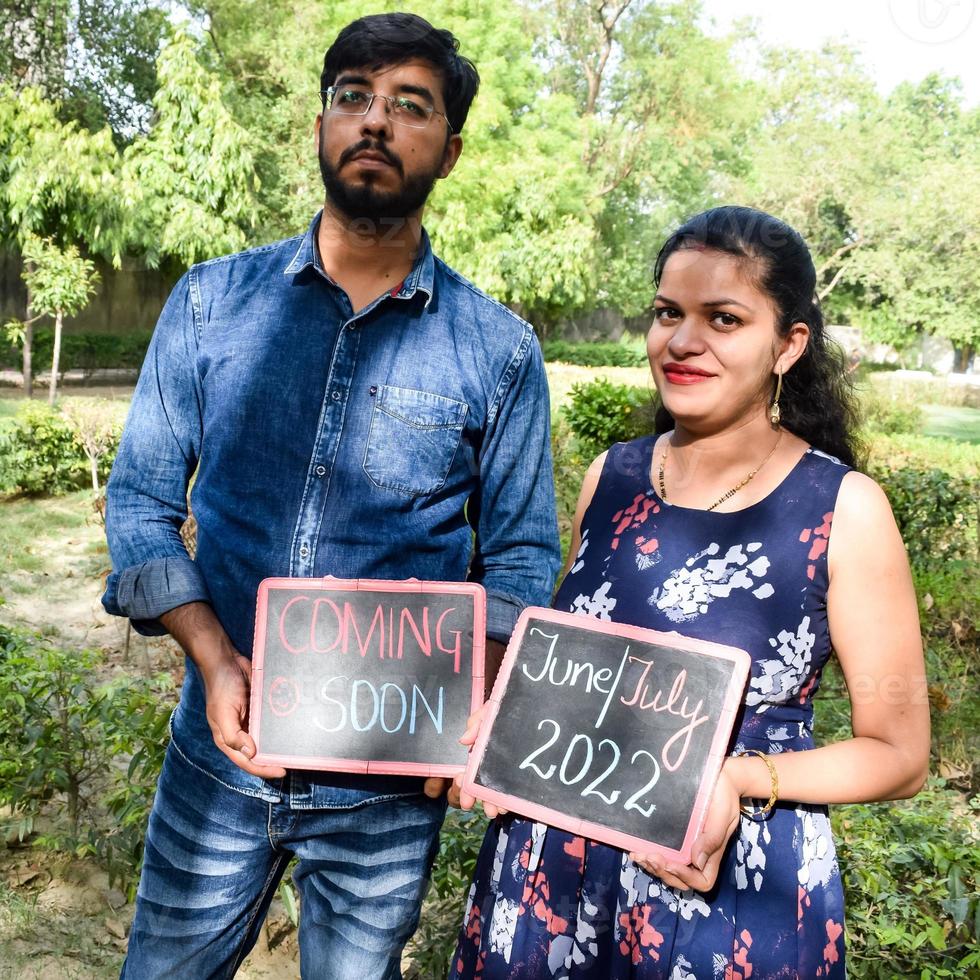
top-left (0, 1), bottom-right (978, 977)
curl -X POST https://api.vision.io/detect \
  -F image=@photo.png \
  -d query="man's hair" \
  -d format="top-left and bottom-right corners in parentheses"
top-left (320, 12), bottom-right (480, 134)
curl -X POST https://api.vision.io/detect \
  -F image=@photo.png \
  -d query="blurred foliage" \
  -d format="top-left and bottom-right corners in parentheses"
top-left (543, 339), bottom-right (648, 368)
top-left (0, 329), bottom-right (153, 374)
top-left (0, 400), bottom-right (124, 495)
top-left (4, 0), bottom-right (977, 354)
top-left (563, 377), bottom-right (656, 457)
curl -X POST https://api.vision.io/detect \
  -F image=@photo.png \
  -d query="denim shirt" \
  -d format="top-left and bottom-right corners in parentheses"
top-left (102, 212), bottom-right (561, 806)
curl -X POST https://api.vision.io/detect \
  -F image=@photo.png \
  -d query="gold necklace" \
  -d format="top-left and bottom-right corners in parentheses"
top-left (658, 430), bottom-right (784, 511)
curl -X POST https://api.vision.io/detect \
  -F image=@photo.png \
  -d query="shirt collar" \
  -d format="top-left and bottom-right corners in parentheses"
top-left (284, 210), bottom-right (435, 309)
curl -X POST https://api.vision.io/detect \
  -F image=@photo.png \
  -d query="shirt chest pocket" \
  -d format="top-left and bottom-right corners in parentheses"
top-left (362, 385), bottom-right (468, 496)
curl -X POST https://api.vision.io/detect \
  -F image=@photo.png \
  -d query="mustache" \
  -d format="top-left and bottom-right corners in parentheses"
top-left (338, 139), bottom-right (403, 175)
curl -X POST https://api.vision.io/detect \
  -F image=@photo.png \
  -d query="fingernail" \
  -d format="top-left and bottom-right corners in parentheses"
top-left (695, 851), bottom-right (707, 871)
top-left (241, 746), bottom-right (252, 757)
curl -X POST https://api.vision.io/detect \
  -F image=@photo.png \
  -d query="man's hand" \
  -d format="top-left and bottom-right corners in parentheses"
top-left (423, 636), bottom-right (508, 805)
top-left (160, 602), bottom-right (286, 780)
top-left (423, 700), bottom-right (511, 818)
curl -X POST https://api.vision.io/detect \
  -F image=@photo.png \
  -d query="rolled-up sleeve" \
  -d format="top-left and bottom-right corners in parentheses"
top-left (102, 270), bottom-right (208, 635)
top-left (469, 331), bottom-right (561, 643)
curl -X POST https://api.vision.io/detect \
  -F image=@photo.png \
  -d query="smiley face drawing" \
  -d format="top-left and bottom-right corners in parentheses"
top-left (268, 676), bottom-right (300, 717)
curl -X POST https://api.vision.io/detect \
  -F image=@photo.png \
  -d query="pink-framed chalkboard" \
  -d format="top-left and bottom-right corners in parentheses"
top-left (461, 607), bottom-right (750, 865)
top-left (249, 576), bottom-right (485, 777)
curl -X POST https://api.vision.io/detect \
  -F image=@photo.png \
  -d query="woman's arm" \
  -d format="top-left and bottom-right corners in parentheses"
top-left (727, 470), bottom-right (930, 804)
top-left (633, 470), bottom-right (930, 890)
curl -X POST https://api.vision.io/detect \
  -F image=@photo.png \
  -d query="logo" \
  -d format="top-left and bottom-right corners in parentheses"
top-left (888, 0), bottom-right (975, 44)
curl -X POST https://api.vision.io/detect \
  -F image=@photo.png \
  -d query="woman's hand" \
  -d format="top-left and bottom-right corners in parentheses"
top-left (629, 759), bottom-right (742, 892)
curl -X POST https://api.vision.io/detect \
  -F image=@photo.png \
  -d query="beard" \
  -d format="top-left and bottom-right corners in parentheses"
top-left (319, 132), bottom-right (440, 223)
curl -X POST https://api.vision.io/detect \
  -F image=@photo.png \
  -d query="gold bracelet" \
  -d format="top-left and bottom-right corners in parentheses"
top-left (735, 749), bottom-right (778, 819)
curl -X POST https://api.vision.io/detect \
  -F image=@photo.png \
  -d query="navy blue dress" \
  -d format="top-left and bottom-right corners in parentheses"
top-left (451, 436), bottom-right (849, 979)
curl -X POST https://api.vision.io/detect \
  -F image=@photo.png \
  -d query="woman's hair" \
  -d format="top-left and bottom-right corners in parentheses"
top-left (321, 13), bottom-right (480, 135)
top-left (652, 205), bottom-right (862, 468)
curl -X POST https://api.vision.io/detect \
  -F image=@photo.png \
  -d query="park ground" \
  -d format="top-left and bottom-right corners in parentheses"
top-left (1, 363), bottom-right (978, 978)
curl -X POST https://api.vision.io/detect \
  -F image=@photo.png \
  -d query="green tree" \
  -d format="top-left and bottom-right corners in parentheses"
top-left (0, 0), bottom-right (170, 139)
top-left (0, 85), bottom-right (122, 395)
top-left (19, 235), bottom-right (100, 404)
top-left (120, 27), bottom-right (260, 268)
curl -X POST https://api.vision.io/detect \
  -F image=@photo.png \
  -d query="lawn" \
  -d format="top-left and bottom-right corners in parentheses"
top-left (922, 403), bottom-right (980, 443)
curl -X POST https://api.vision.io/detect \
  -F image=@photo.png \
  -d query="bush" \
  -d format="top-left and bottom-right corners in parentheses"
top-left (0, 401), bottom-right (89, 494)
top-left (0, 624), bottom-right (175, 897)
top-left (542, 339), bottom-right (648, 368)
top-left (870, 464), bottom-right (977, 565)
top-left (871, 433), bottom-right (980, 479)
top-left (868, 372), bottom-right (980, 409)
top-left (0, 329), bottom-right (152, 374)
top-left (861, 390), bottom-right (924, 435)
top-left (405, 807), bottom-right (486, 979)
top-left (0, 399), bottom-right (122, 496)
top-left (563, 378), bottom-right (656, 456)
top-left (834, 783), bottom-right (980, 979)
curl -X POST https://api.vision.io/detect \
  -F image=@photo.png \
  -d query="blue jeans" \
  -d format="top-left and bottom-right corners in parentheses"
top-left (121, 740), bottom-right (447, 979)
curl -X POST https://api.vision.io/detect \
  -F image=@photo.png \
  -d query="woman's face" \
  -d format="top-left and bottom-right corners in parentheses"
top-left (647, 248), bottom-right (804, 432)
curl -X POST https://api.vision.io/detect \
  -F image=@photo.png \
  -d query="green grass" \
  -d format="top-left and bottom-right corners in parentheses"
top-left (922, 404), bottom-right (980, 443)
top-left (0, 492), bottom-right (92, 576)
top-left (0, 398), bottom-right (19, 420)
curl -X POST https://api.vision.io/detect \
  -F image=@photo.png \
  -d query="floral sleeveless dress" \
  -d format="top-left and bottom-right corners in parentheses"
top-left (450, 436), bottom-right (849, 979)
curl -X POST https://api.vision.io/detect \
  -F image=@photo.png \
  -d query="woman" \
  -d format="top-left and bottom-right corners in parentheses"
top-left (449, 206), bottom-right (930, 979)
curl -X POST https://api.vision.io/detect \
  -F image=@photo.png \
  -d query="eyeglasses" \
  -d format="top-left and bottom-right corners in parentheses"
top-left (321, 86), bottom-right (453, 133)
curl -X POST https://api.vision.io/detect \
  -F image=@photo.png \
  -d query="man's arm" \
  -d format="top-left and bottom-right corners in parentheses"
top-left (102, 271), bottom-right (210, 634)
top-left (467, 330), bottom-right (562, 658)
top-left (424, 331), bottom-right (561, 804)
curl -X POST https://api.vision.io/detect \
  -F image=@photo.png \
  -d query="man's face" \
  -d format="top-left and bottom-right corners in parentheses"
top-left (316, 58), bottom-right (462, 224)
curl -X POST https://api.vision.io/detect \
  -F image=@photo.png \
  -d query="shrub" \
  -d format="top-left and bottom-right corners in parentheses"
top-left (563, 378), bottom-right (656, 456)
top-left (551, 414), bottom-right (591, 557)
top-left (0, 626), bottom-right (103, 838)
top-left (0, 399), bottom-right (122, 496)
top-left (542, 339), bottom-right (648, 368)
top-left (833, 783), bottom-right (980, 978)
top-left (870, 464), bottom-right (977, 565)
top-left (0, 329), bottom-right (152, 374)
top-left (0, 401), bottom-right (89, 494)
top-left (870, 433), bottom-right (980, 479)
top-left (405, 807), bottom-right (485, 979)
top-left (868, 372), bottom-right (980, 409)
top-left (860, 390), bottom-right (924, 435)
top-left (0, 624), bottom-right (175, 896)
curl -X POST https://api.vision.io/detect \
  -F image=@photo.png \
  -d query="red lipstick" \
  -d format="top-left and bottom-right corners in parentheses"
top-left (661, 362), bottom-right (715, 385)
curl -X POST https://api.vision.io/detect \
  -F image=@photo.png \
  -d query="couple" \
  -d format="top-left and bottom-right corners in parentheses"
top-left (103, 12), bottom-right (929, 979)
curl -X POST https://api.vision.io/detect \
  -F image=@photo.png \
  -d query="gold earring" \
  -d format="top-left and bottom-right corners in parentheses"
top-left (770, 370), bottom-right (783, 425)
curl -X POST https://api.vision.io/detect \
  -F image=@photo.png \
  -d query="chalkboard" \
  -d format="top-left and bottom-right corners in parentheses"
top-left (462, 608), bottom-right (749, 864)
top-left (249, 577), bottom-right (485, 776)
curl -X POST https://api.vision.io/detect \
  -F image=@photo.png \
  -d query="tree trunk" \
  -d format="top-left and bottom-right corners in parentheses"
top-left (23, 275), bottom-right (34, 398)
top-left (49, 309), bottom-right (63, 404)
top-left (89, 452), bottom-right (99, 493)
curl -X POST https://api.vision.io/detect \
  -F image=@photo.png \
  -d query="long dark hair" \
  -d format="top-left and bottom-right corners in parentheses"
top-left (652, 206), bottom-right (862, 468)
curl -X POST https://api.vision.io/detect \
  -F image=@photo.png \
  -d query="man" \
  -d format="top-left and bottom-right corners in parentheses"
top-left (103, 12), bottom-right (560, 977)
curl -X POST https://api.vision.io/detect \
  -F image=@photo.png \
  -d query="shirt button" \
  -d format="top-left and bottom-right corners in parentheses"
top-left (314, 465), bottom-right (326, 477)
top-left (331, 390), bottom-right (341, 401)
top-left (369, 385), bottom-right (378, 396)
top-left (299, 544), bottom-right (309, 559)
top-left (346, 323), bottom-right (356, 331)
